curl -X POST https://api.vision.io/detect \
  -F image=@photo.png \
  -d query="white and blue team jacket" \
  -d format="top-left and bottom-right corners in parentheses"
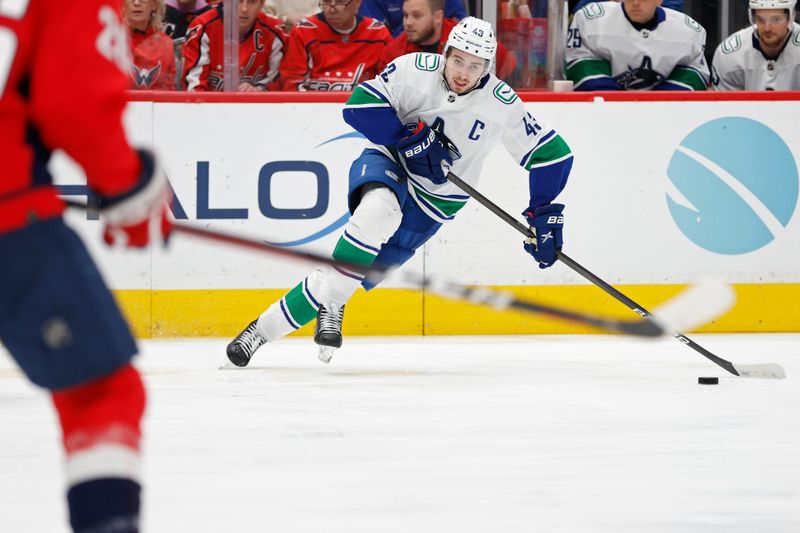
top-left (712, 22), bottom-right (800, 91)
top-left (566, 1), bottom-right (709, 91)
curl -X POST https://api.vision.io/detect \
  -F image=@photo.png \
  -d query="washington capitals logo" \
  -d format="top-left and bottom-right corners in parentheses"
top-left (614, 56), bottom-right (665, 90)
top-left (132, 62), bottom-right (163, 89)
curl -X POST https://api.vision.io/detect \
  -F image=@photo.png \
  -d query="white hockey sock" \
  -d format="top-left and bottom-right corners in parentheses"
top-left (256, 186), bottom-right (402, 341)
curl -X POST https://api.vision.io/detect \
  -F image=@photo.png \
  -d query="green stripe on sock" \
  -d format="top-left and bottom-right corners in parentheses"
top-left (283, 281), bottom-right (319, 327)
top-left (332, 236), bottom-right (378, 266)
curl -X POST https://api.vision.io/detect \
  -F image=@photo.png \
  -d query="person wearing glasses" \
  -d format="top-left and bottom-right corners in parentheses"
top-left (227, 17), bottom-right (572, 367)
top-left (279, 0), bottom-right (392, 90)
top-left (712, 0), bottom-right (800, 90)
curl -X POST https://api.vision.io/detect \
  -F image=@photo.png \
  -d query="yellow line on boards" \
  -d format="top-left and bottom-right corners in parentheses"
top-left (113, 284), bottom-right (800, 338)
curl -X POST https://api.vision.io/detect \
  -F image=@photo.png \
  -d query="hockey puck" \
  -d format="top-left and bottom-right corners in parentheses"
top-left (698, 377), bottom-right (719, 385)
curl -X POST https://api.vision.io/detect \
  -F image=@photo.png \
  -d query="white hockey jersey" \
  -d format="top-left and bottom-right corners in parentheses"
top-left (343, 53), bottom-right (572, 223)
top-left (566, 1), bottom-right (709, 91)
top-left (711, 23), bottom-right (800, 91)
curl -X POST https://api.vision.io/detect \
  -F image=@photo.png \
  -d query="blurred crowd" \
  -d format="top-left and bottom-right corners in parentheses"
top-left (122, 0), bottom-right (800, 92)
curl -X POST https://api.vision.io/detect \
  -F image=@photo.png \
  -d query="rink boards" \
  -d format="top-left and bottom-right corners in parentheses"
top-left (54, 92), bottom-right (800, 337)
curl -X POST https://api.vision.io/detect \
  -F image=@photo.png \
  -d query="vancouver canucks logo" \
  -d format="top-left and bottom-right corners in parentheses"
top-left (415, 53), bottom-right (440, 71)
top-left (582, 3), bottom-right (604, 19)
top-left (492, 81), bottom-right (518, 104)
top-left (132, 62), bottom-right (163, 89)
top-left (721, 34), bottom-right (741, 54)
top-left (684, 16), bottom-right (702, 32)
top-left (615, 56), bottom-right (664, 90)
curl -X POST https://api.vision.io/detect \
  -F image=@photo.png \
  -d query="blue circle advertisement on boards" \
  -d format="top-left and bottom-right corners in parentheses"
top-left (666, 117), bottom-right (798, 254)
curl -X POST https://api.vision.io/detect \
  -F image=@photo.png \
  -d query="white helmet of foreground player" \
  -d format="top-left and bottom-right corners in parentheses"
top-left (748, 0), bottom-right (797, 23)
top-left (442, 16), bottom-right (497, 94)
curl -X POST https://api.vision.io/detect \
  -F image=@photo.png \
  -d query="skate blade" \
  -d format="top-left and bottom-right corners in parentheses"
top-left (318, 345), bottom-right (336, 364)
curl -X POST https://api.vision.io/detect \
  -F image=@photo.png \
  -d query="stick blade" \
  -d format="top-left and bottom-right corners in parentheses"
top-left (733, 363), bottom-right (787, 380)
top-left (650, 282), bottom-right (736, 333)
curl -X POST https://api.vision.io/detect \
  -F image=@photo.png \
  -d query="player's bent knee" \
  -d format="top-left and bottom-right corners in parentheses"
top-left (350, 186), bottom-right (402, 244)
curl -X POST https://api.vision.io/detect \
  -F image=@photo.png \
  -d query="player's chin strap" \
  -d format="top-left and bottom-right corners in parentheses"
top-left (444, 171), bottom-right (786, 380)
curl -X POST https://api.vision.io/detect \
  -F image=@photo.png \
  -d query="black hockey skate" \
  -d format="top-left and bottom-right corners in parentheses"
top-left (226, 320), bottom-right (267, 367)
top-left (314, 304), bottom-right (345, 364)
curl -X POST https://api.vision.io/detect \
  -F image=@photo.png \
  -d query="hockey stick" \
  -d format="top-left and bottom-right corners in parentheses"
top-left (63, 199), bottom-right (728, 338)
top-left (445, 172), bottom-right (786, 379)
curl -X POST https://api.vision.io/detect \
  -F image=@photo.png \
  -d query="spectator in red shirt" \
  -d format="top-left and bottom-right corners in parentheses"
top-left (379, 0), bottom-right (517, 80)
top-left (124, 0), bottom-right (178, 89)
top-left (183, 0), bottom-right (288, 91)
top-left (280, 0), bottom-right (391, 90)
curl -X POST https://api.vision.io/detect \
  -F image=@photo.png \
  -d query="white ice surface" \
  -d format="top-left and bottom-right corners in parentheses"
top-left (1, 334), bottom-right (798, 533)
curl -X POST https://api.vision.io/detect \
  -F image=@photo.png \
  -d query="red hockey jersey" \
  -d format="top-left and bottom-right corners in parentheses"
top-left (280, 14), bottom-right (391, 91)
top-left (379, 18), bottom-right (517, 80)
top-left (182, 6), bottom-right (288, 91)
top-left (129, 26), bottom-right (177, 90)
top-left (0, 0), bottom-right (140, 233)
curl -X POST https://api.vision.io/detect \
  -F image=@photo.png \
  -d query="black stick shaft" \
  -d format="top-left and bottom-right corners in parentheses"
top-left (63, 198), bottom-right (663, 337)
top-left (446, 172), bottom-right (740, 376)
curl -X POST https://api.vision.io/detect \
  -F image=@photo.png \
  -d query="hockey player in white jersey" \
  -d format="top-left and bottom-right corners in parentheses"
top-left (712, 0), bottom-right (800, 90)
top-left (566, 0), bottom-right (710, 90)
top-left (226, 17), bottom-right (573, 366)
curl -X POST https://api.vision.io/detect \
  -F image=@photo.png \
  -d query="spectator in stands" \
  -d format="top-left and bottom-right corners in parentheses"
top-left (566, 0), bottom-right (709, 90)
top-left (164, 0), bottom-right (214, 42)
top-left (183, 0), bottom-right (288, 91)
top-left (379, 0), bottom-right (516, 80)
top-left (571, 0), bottom-right (684, 14)
top-left (124, 0), bottom-right (178, 90)
top-left (266, 0), bottom-right (319, 29)
top-left (280, 0), bottom-right (391, 90)
top-left (711, 0), bottom-right (800, 90)
top-left (359, 0), bottom-right (466, 36)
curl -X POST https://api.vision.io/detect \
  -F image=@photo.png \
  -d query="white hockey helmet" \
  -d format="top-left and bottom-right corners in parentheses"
top-left (442, 16), bottom-right (497, 73)
top-left (749, 0), bottom-right (796, 22)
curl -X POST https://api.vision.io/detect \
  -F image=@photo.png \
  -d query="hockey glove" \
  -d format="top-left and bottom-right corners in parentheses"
top-left (523, 203), bottom-right (564, 269)
top-left (97, 149), bottom-right (173, 248)
top-left (396, 121), bottom-right (453, 185)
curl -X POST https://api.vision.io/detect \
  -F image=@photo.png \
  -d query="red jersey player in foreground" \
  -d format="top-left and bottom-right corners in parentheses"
top-left (183, 0), bottom-right (288, 91)
top-left (0, 1), bottom-right (172, 531)
top-left (280, 0), bottom-right (391, 90)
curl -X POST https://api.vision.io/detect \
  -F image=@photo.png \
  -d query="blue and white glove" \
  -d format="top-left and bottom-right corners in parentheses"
top-left (396, 122), bottom-right (453, 184)
top-left (523, 203), bottom-right (564, 269)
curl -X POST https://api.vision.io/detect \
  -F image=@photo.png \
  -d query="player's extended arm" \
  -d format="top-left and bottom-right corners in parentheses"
top-left (342, 78), bottom-right (408, 145)
top-left (503, 105), bottom-right (573, 269)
